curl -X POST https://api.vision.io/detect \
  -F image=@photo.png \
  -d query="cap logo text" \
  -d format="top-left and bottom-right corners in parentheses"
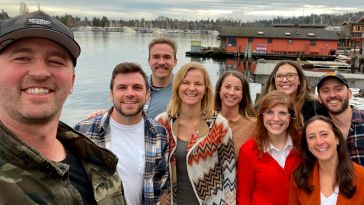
top-left (0, 39), bottom-right (14, 48)
top-left (28, 18), bottom-right (51, 25)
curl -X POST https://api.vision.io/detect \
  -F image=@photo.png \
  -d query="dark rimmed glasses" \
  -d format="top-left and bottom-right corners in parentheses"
top-left (274, 73), bottom-right (298, 82)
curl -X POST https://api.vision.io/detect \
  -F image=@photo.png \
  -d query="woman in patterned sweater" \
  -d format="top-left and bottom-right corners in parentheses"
top-left (157, 62), bottom-right (236, 205)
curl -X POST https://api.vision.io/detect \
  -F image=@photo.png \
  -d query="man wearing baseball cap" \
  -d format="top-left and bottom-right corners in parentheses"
top-left (0, 11), bottom-right (126, 204)
top-left (317, 71), bottom-right (364, 166)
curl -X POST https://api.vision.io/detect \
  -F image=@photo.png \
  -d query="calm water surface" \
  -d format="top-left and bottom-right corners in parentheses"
top-left (61, 31), bottom-right (362, 126)
top-left (61, 31), bottom-right (257, 126)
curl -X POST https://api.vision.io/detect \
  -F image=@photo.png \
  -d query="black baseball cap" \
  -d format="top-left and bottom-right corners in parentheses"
top-left (0, 11), bottom-right (80, 65)
top-left (317, 71), bottom-right (349, 92)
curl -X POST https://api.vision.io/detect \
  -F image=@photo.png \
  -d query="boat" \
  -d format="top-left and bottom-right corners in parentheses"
top-left (336, 54), bottom-right (352, 63)
top-left (301, 60), bottom-right (350, 72)
top-left (136, 28), bottom-right (153, 33)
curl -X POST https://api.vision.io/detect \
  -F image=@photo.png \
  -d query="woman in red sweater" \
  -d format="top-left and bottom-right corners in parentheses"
top-left (237, 90), bottom-right (302, 205)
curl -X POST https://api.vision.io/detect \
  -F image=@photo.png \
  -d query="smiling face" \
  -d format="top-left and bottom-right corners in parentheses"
top-left (318, 78), bottom-right (352, 115)
top-left (110, 72), bottom-right (149, 120)
top-left (263, 104), bottom-right (290, 139)
top-left (220, 75), bottom-right (243, 109)
top-left (178, 69), bottom-right (206, 107)
top-left (305, 119), bottom-right (339, 164)
top-left (148, 43), bottom-right (177, 81)
top-left (274, 64), bottom-right (300, 98)
top-left (0, 38), bottom-right (75, 124)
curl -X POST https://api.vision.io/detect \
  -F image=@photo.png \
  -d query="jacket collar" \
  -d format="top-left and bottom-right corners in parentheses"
top-left (0, 121), bottom-right (118, 176)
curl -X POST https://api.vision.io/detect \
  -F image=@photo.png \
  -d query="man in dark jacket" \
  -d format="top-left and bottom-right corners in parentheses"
top-left (0, 11), bottom-right (126, 204)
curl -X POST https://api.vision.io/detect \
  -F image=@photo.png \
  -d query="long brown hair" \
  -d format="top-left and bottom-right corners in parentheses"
top-left (215, 71), bottom-right (255, 119)
top-left (261, 60), bottom-right (315, 126)
top-left (293, 115), bottom-right (356, 198)
top-left (254, 90), bottom-right (301, 154)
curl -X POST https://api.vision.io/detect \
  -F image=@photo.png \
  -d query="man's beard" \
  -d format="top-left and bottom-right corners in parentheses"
top-left (327, 98), bottom-right (350, 115)
top-left (114, 103), bottom-right (144, 118)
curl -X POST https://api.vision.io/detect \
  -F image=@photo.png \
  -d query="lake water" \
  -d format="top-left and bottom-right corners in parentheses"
top-left (61, 31), bottom-right (242, 126)
top-left (60, 31), bottom-right (363, 126)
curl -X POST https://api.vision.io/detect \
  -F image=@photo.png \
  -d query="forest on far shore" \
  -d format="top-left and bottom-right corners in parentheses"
top-left (1, 5), bottom-right (364, 31)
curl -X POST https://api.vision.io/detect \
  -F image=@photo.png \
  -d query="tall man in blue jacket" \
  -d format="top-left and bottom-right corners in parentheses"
top-left (75, 62), bottom-right (169, 205)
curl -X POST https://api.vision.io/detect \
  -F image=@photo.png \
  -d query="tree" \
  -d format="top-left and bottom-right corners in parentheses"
top-left (92, 17), bottom-right (101, 27)
top-left (19, 2), bottom-right (29, 15)
top-left (0, 9), bottom-right (10, 22)
top-left (100, 16), bottom-right (110, 27)
top-left (64, 14), bottom-right (77, 27)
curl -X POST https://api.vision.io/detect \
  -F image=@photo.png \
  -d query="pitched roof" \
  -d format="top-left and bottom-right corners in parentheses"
top-left (219, 26), bottom-right (338, 40)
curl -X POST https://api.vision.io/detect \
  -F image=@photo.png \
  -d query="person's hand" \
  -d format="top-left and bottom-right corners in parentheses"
top-left (159, 192), bottom-right (170, 205)
top-left (86, 110), bottom-right (104, 119)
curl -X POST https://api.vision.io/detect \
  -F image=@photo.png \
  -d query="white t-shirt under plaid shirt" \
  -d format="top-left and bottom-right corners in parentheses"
top-left (110, 118), bottom-right (145, 205)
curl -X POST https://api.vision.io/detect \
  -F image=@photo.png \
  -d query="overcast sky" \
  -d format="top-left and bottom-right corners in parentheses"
top-left (1, 0), bottom-right (364, 21)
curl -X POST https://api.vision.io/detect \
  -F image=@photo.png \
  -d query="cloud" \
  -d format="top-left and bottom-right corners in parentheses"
top-left (1, 0), bottom-right (363, 21)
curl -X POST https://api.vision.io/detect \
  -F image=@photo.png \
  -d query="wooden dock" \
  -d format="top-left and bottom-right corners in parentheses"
top-left (185, 50), bottom-right (336, 61)
top-left (254, 62), bottom-right (364, 88)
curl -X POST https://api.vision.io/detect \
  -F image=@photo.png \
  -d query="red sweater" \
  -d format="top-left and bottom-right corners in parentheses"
top-left (237, 138), bottom-right (301, 205)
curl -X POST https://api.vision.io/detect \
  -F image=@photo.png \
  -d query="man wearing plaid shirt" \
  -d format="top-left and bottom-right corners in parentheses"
top-left (317, 72), bottom-right (364, 166)
top-left (75, 62), bottom-right (169, 205)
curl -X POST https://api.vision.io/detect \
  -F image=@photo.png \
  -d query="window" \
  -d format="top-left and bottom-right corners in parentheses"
top-left (268, 38), bottom-right (273, 43)
top-left (228, 38), bottom-right (237, 46)
top-left (284, 32), bottom-right (291, 36)
top-left (310, 39), bottom-right (316, 46)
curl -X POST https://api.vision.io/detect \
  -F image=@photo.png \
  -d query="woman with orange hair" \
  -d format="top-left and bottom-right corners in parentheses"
top-left (237, 90), bottom-right (301, 205)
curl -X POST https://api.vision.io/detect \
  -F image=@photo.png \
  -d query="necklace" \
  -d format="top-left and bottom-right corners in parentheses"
top-left (227, 114), bottom-right (242, 123)
top-left (173, 116), bottom-right (207, 141)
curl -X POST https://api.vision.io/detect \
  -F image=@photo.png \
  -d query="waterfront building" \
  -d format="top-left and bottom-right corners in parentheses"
top-left (339, 17), bottom-right (364, 54)
top-left (218, 25), bottom-right (338, 59)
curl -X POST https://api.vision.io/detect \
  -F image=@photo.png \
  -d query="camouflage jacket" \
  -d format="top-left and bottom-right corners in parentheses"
top-left (0, 121), bottom-right (126, 205)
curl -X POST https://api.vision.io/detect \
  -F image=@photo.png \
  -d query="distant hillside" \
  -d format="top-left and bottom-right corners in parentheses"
top-left (255, 11), bottom-right (364, 27)
top-left (1, 8), bottom-right (364, 30)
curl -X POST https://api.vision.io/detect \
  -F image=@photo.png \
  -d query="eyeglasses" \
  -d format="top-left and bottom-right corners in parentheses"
top-left (274, 73), bottom-right (298, 82)
top-left (263, 110), bottom-right (291, 120)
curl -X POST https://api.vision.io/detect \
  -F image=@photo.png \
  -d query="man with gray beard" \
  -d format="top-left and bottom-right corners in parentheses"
top-left (317, 72), bottom-right (364, 166)
top-left (75, 62), bottom-right (169, 205)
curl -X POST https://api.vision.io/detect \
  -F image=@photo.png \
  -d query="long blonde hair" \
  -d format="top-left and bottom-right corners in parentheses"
top-left (167, 62), bottom-right (215, 118)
